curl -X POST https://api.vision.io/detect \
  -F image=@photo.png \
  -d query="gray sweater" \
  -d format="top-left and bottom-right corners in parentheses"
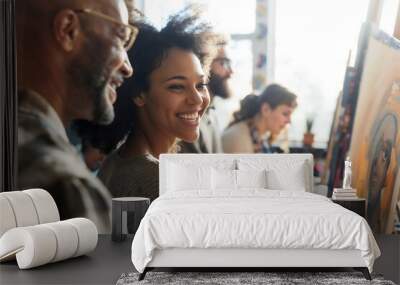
top-left (98, 152), bottom-right (159, 201)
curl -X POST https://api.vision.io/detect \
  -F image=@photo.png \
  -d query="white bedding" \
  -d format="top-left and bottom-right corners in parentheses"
top-left (131, 190), bottom-right (380, 273)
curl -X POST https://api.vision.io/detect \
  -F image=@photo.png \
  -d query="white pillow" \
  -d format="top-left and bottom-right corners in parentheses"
top-left (211, 169), bottom-right (268, 190)
top-left (236, 169), bottom-right (267, 189)
top-left (167, 163), bottom-right (211, 191)
top-left (211, 168), bottom-right (236, 190)
top-left (238, 158), bottom-right (308, 191)
top-left (266, 168), bottom-right (306, 191)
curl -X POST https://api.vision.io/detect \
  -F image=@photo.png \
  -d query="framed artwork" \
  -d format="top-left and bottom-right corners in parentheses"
top-left (349, 29), bottom-right (400, 233)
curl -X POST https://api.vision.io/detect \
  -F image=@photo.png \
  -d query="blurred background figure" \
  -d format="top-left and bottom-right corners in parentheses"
top-left (179, 34), bottom-right (232, 154)
top-left (222, 84), bottom-right (297, 153)
top-left (81, 140), bottom-right (107, 173)
top-left (93, 9), bottom-right (217, 201)
top-left (208, 35), bottom-right (236, 130)
top-left (72, 120), bottom-right (113, 174)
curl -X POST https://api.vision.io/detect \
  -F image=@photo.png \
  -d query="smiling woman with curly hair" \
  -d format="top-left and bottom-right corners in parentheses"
top-left (83, 9), bottom-right (217, 201)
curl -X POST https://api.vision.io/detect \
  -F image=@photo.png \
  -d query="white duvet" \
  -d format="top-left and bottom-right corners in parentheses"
top-left (131, 190), bottom-right (380, 273)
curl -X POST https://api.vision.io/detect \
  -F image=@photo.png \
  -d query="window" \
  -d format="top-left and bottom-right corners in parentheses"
top-left (274, 0), bottom-right (369, 147)
top-left (379, 0), bottom-right (400, 35)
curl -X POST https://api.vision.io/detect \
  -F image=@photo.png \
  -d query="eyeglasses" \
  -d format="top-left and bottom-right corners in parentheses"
top-left (74, 8), bottom-right (138, 50)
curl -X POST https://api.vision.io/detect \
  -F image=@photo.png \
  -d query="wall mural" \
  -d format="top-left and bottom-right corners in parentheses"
top-left (253, 0), bottom-right (270, 91)
top-left (349, 30), bottom-right (400, 234)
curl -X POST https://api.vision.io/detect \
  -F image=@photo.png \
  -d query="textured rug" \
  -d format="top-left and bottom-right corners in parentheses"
top-left (116, 271), bottom-right (395, 285)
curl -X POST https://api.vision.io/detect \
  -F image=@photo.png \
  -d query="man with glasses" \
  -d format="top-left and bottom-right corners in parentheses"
top-left (208, 37), bottom-right (236, 132)
top-left (16, 0), bottom-right (136, 233)
top-left (209, 38), bottom-right (234, 101)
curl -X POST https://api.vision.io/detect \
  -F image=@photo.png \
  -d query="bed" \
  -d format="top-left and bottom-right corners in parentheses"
top-left (131, 154), bottom-right (380, 280)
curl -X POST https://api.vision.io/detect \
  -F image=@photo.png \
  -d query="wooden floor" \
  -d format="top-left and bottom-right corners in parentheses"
top-left (374, 234), bottom-right (400, 284)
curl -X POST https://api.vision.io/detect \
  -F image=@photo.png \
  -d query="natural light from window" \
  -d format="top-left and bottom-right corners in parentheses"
top-left (380, 0), bottom-right (399, 35)
top-left (141, 0), bottom-right (373, 147)
top-left (274, 0), bottom-right (369, 147)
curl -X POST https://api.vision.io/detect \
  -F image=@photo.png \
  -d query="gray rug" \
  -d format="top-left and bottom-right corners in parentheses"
top-left (116, 272), bottom-right (396, 285)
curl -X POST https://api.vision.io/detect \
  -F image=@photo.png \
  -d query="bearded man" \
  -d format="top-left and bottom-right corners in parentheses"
top-left (16, 0), bottom-right (135, 232)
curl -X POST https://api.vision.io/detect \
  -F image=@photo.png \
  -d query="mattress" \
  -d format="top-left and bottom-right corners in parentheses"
top-left (131, 190), bottom-right (380, 273)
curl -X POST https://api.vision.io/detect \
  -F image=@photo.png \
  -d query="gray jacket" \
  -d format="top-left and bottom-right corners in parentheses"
top-left (17, 89), bottom-right (111, 233)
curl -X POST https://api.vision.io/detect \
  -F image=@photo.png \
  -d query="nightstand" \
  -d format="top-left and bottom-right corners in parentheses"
top-left (112, 197), bottom-right (150, 242)
top-left (331, 198), bottom-right (366, 218)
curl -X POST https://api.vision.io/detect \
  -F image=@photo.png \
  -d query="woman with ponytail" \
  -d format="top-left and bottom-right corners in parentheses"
top-left (221, 84), bottom-right (297, 153)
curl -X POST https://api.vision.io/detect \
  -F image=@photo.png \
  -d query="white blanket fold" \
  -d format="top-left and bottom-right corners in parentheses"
top-left (131, 190), bottom-right (380, 273)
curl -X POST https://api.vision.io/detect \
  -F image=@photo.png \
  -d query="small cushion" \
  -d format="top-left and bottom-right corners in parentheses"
top-left (236, 169), bottom-right (267, 188)
top-left (211, 168), bottom-right (237, 190)
top-left (266, 168), bottom-right (306, 191)
top-left (211, 169), bottom-right (268, 191)
top-left (167, 163), bottom-right (211, 191)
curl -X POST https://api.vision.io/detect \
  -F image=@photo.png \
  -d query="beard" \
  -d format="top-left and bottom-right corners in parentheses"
top-left (208, 72), bottom-right (233, 99)
top-left (92, 86), bottom-right (114, 125)
top-left (67, 36), bottom-right (115, 125)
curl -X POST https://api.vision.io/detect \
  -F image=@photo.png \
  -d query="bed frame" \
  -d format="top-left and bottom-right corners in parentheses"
top-left (139, 248), bottom-right (371, 280)
top-left (138, 154), bottom-right (372, 281)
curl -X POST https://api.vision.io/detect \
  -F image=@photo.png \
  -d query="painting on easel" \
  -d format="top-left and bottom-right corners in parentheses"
top-left (349, 29), bottom-right (400, 234)
top-left (325, 23), bottom-right (371, 197)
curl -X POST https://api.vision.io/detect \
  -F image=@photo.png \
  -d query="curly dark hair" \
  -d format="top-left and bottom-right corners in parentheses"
top-left (74, 9), bottom-right (217, 153)
top-left (230, 84), bottom-right (297, 126)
